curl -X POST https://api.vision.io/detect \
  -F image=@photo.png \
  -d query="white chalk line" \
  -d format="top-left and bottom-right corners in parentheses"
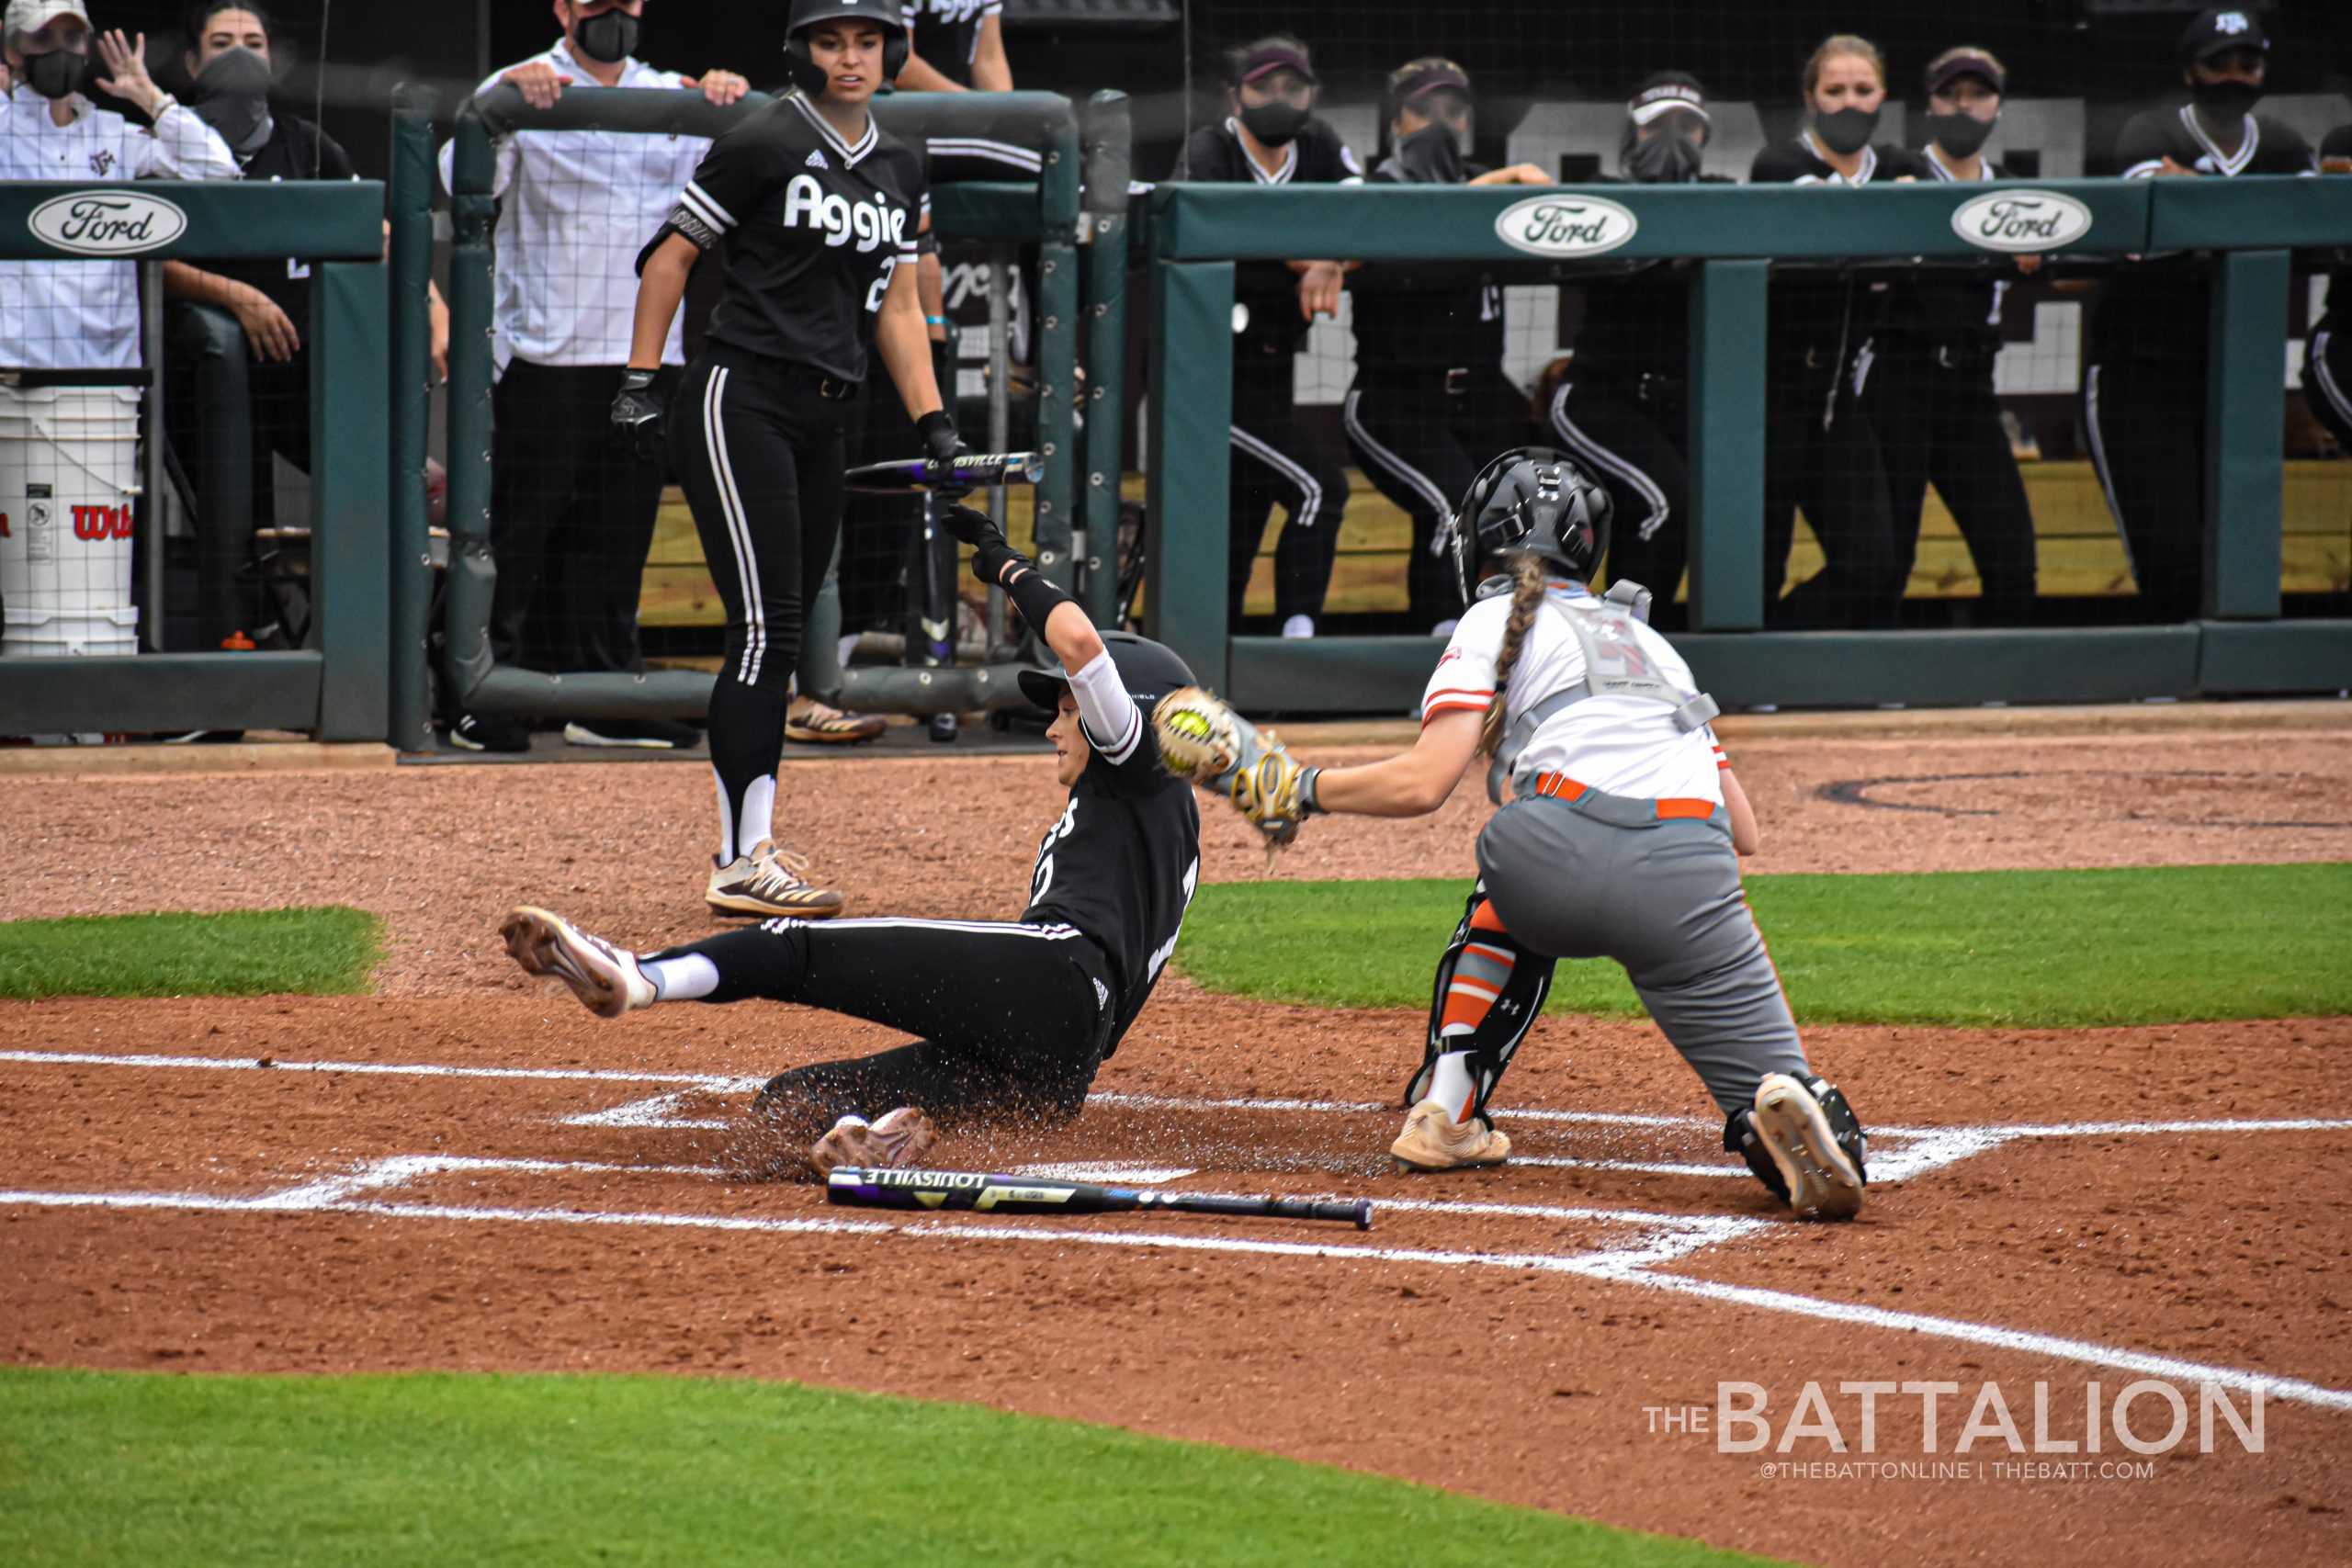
top-left (4, 1156), bottom-right (2344, 1414)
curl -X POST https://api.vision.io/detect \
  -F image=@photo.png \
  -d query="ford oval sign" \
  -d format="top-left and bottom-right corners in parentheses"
top-left (1949, 189), bottom-right (2093, 254)
top-left (28, 190), bottom-right (190, 256)
top-left (1493, 195), bottom-right (1639, 258)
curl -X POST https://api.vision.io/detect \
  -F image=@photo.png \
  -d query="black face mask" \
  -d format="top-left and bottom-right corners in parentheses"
top-left (1391, 121), bottom-right (1465, 185)
top-left (191, 48), bottom-right (273, 155)
top-left (572, 8), bottom-right (640, 65)
top-left (1925, 110), bottom-right (1996, 159)
top-left (1624, 132), bottom-right (1702, 184)
top-left (1813, 104), bottom-right (1881, 156)
top-left (2189, 76), bottom-right (2262, 120)
top-left (23, 47), bottom-right (89, 100)
top-left (1238, 100), bottom-right (1308, 148)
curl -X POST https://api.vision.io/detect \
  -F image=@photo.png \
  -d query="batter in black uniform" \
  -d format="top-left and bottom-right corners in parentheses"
top-left (618, 0), bottom-right (954, 921)
top-left (1866, 47), bottom-right (2038, 622)
top-left (1751, 35), bottom-right (1920, 629)
top-left (2084, 6), bottom-right (2316, 620)
top-left (1544, 72), bottom-right (1730, 626)
top-left (499, 508), bottom-right (1202, 1179)
top-left (1342, 58), bottom-right (1548, 633)
top-left (2309, 125), bottom-right (2352, 455)
top-left (1170, 35), bottom-right (1363, 637)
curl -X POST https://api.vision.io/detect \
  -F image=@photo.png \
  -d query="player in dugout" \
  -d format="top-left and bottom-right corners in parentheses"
top-left (500, 505), bottom-right (1202, 1180)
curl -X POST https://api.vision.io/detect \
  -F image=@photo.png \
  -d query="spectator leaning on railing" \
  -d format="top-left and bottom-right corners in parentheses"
top-left (436, 0), bottom-right (748, 753)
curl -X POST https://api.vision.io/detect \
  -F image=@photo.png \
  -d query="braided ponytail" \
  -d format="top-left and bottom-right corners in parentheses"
top-left (1477, 554), bottom-right (1548, 758)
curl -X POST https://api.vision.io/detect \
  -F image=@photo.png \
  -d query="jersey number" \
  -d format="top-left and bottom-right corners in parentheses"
top-left (865, 256), bottom-right (899, 315)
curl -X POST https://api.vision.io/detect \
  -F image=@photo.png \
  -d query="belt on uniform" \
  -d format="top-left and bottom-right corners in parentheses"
top-left (1522, 772), bottom-right (1719, 822)
top-left (808, 371), bottom-right (858, 400)
top-left (1442, 367), bottom-right (1470, 394)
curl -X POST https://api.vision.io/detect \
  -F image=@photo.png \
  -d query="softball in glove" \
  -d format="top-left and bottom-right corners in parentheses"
top-left (1153, 686), bottom-right (1320, 861)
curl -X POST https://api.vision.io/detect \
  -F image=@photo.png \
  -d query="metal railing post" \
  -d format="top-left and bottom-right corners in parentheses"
top-left (1079, 90), bottom-right (1131, 627)
top-left (440, 107), bottom-right (498, 709)
top-left (387, 83), bottom-right (438, 750)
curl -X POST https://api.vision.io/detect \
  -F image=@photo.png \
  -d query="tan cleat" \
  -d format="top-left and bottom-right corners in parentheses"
top-left (707, 840), bottom-right (846, 919)
top-left (500, 906), bottom-right (657, 1019)
top-left (809, 1107), bottom-right (936, 1177)
top-left (1389, 1097), bottom-right (1511, 1174)
top-left (786, 696), bottom-right (887, 744)
top-left (1750, 1073), bottom-right (1866, 1220)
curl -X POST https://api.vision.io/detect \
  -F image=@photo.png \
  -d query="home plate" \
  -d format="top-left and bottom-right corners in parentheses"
top-left (1012, 1161), bottom-right (1198, 1185)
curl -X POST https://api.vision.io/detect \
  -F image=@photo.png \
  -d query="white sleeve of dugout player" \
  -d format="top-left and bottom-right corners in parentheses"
top-left (1069, 649), bottom-right (1144, 767)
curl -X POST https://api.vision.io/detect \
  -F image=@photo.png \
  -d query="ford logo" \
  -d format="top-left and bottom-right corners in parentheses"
top-left (1949, 189), bottom-right (2093, 254)
top-left (1493, 194), bottom-right (1639, 258)
top-left (28, 191), bottom-right (191, 256)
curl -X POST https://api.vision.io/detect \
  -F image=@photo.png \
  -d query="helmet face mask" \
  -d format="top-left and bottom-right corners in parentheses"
top-left (1441, 446), bottom-right (1613, 604)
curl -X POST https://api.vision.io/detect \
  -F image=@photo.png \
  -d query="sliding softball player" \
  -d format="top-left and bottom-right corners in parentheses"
top-left (616, 0), bottom-right (955, 920)
top-left (1156, 449), bottom-right (1867, 1219)
top-left (502, 506), bottom-right (1202, 1179)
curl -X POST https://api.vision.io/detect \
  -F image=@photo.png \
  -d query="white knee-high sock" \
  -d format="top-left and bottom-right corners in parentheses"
top-left (645, 953), bottom-right (718, 1002)
top-left (713, 766), bottom-right (777, 864)
top-left (1427, 1050), bottom-right (1477, 1124)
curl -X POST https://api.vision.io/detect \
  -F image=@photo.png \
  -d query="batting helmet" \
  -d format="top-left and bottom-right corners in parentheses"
top-left (1441, 446), bottom-right (1612, 604)
top-left (1019, 631), bottom-right (1198, 716)
top-left (784, 0), bottom-right (910, 97)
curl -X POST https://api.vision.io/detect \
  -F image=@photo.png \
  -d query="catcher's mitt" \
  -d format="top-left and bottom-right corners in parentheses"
top-left (1153, 686), bottom-right (1318, 863)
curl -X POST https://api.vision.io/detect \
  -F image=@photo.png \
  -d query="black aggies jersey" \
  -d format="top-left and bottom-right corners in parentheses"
top-left (904, 0), bottom-right (998, 86)
top-left (1019, 717), bottom-right (1201, 1054)
top-left (663, 93), bottom-right (926, 384)
top-left (1171, 117), bottom-right (1363, 355)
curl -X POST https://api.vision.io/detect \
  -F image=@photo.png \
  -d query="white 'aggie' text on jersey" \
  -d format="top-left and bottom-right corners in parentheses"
top-left (1, 91), bottom-right (236, 371)
top-left (438, 39), bottom-right (707, 371)
top-left (1420, 584), bottom-right (1726, 803)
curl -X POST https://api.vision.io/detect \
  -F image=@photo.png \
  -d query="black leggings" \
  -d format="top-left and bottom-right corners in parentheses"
top-left (1229, 345), bottom-right (1348, 626)
top-left (2082, 355), bottom-right (2204, 622)
top-left (1868, 343), bottom-right (2038, 623)
top-left (663, 914), bottom-right (1114, 1137)
top-left (669, 347), bottom-right (851, 845)
top-left (2311, 320), bottom-right (2352, 455)
top-left (1343, 367), bottom-right (1529, 626)
top-left (1545, 373), bottom-right (1691, 624)
top-left (1764, 356), bottom-right (1904, 629)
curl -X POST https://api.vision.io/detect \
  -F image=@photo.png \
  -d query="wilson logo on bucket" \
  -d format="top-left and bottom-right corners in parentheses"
top-left (1493, 195), bottom-right (1639, 258)
top-left (1949, 190), bottom-right (2094, 254)
top-left (28, 191), bottom-right (190, 256)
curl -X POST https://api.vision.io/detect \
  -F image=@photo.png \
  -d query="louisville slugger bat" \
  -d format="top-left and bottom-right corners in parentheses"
top-left (827, 1167), bottom-right (1373, 1230)
top-left (843, 451), bottom-right (1044, 494)
top-left (915, 490), bottom-right (958, 742)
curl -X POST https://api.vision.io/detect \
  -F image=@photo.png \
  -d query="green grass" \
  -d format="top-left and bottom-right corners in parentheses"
top-left (0, 907), bottom-right (381, 999)
top-left (0, 1368), bottom-right (1777, 1567)
top-left (1180, 864), bottom-right (2352, 1028)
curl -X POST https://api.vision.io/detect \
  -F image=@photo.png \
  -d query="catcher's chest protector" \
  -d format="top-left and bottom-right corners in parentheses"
top-left (1486, 592), bottom-right (1720, 804)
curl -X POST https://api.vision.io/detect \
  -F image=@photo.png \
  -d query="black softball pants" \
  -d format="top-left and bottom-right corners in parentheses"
top-left (1868, 343), bottom-right (2038, 623)
top-left (665, 915), bottom-right (1116, 1137)
top-left (2306, 321), bottom-right (2352, 457)
top-left (1229, 345), bottom-right (1348, 626)
top-left (1545, 372), bottom-right (1691, 623)
top-left (1343, 367), bottom-right (1529, 627)
top-left (2082, 355), bottom-right (2205, 622)
top-left (490, 359), bottom-right (674, 673)
top-left (1763, 355), bottom-right (1905, 629)
top-left (669, 348), bottom-right (851, 844)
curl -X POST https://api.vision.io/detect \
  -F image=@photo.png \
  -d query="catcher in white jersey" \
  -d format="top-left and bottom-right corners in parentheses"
top-left (1157, 448), bottom-right (1868, 1218)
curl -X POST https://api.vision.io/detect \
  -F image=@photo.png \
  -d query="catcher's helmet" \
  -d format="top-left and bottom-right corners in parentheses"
top-left (1019, 631), bottom-right (1198, 716)
top-left (1441, 446), bottom-right (1611, 604)
top-left (784, 0), bottom-right (910, 96)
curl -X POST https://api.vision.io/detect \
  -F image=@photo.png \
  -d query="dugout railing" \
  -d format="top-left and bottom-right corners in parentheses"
top-left (401, 85), bottom-right (1132, 750)
top-left (0, 181), bottom-right (389, 740)
top-left (1143, 177), bottom-right (2352, 712)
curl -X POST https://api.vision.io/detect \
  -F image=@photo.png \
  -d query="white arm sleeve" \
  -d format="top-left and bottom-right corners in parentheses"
top-left (1068, 649), bottom-right (1144, 768)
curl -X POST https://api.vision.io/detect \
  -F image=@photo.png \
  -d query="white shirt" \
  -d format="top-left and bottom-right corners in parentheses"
top-left (0, 89), bottom-right (238, 371)
top-left (438, 40), bottom-right (707, 370)
top-left (1420, 583), bottom-right (1726, 803)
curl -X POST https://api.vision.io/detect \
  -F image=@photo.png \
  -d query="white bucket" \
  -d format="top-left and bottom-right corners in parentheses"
top-left (0, 384), bottom-right (141, 659)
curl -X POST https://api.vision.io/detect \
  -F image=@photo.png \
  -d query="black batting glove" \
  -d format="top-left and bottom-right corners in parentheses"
top-left (916, 407), bottom-right (964, 486)
top-left (938, 502), bottom-right (1006, 551)
top-left (611, 370), bottom-right (665, 464)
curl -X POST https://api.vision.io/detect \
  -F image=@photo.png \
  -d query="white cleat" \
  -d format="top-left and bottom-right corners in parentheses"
top-left (500, 906), bottom-right (657, 1020)
top-left (810, 1106), bottom-right (936, 1177)
top-left (1751, 1072), bottom-right (1866, 1220)
top-left (1389, 1097), bottom-right (1511, 1174)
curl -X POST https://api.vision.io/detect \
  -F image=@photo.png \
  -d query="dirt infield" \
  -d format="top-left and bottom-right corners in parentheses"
top-left (5, 712), bottom-right (2351, 1566)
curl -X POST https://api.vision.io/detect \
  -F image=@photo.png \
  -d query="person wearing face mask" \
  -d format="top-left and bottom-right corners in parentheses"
top-left (1860, 47), bottom-right (2038, 625)
top-left (1537, 73), bottom-right (1732, 628)
top-left (434, 1), bottom-right (749, 753)
top-left (1341, 59), bottom-right (1549, 633)
top-left (1170, 36), bottom-right (1363, 639)
top-left (2305, 125), bottom-right (2352, 458)
top-left (2083, 7), bottom-right (2316, 622)
top-left (1748, 35), bottom-right (1920, 630)
top-left (157, 5), bottom-right (455, 655)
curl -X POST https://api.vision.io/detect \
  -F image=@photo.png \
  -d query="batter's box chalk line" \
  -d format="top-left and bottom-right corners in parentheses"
top-left (8, 1047), bottom-right (2352, 1413)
